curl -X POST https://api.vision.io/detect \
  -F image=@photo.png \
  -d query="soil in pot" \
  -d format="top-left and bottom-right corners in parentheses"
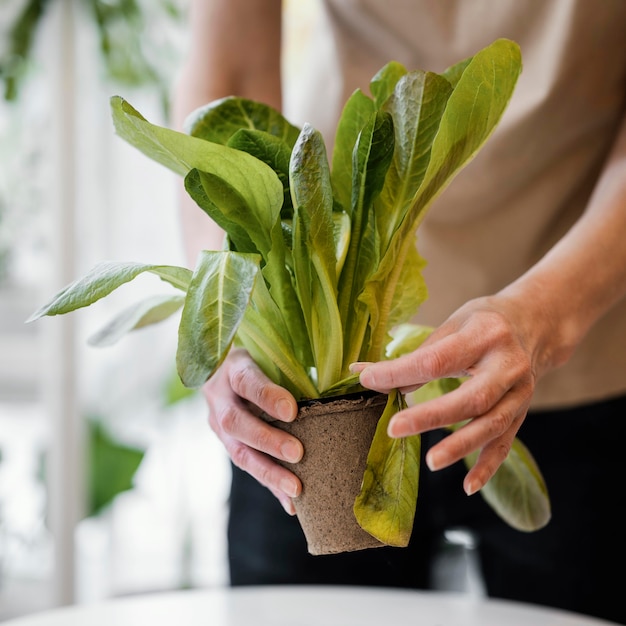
top-left (264, 389), bottom-right (388, 555)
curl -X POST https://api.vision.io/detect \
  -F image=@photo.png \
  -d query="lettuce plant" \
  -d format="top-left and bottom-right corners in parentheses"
top-left (29, 39), bottom-right (551, 545)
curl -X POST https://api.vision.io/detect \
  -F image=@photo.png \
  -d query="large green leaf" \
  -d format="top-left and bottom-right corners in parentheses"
top-left (410, 38), bottom-right (523, 226)
top-left (290, 123), bottom-right (343, 391)
top-left (27, 261), bottom-right (191, 321)
top-left (184, 96), bottom-right (301, 148)
top-left (176, 251), bottom-right (260, 388)
top-left (185, 168), bottom-right (302, 341)
top-left (338, 110), bottom-right (395, 367)
top-left (354, 390), bottom-right (420, 546)
top-left (110, 96), bottom-right (284, 211)
top-left (375, 70), bottom-right (452, 253)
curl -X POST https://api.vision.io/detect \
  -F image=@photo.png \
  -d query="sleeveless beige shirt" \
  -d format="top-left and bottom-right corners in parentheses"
top-left (288, 0), bottom-right (626, 409)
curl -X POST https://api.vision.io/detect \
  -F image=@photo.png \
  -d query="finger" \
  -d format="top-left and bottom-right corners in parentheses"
top-left (228, 351), bottom-right (298, 422)
top-left (269, 486), bottom-right (297, 515)
top-left (462, 430), bottom-right (520, 496)
top-left (358, 333), bottom-right (476, 392)
top-left (226, 437), bottom-right (303, 500)
top-left (387, 372), bottom-right (510, 437)
top-left (211, 398), bottom-right (304, 464)
top-left (424, 389), bottom-right (528, 472)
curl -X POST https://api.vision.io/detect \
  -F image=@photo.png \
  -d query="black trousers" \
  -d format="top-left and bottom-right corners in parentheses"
top-left (227, 393), bottom-right (626, 625)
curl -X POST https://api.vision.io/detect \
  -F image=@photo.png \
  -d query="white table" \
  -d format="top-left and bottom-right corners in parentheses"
top-left (2, 586), bottom-right (620, 626)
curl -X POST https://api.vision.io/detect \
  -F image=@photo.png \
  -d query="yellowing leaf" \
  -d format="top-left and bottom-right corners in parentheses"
top-left (354, 390), bottom-right (420, 546)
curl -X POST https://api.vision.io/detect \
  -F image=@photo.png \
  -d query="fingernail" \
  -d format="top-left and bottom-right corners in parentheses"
top-left (464, 478), bottom-right (480, 496)
top-left (279, 497), bottom-right (296, 516)
top-left (387, 417), bottom-right (406, 438)
top-left (276, 398), bottom-right (296, 421)
top-left (281, 439), bottom-right (303, 464)
top-left (425, 450), bottom-right (441, 471)
top-left (280, 477), bottom-right (299, 498)
top-left (349, 362), bottom-right (364, 373)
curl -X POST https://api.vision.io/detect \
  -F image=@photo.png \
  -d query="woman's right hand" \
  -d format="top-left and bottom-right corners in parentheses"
top-left (202, 348), bottom-right (304, 514)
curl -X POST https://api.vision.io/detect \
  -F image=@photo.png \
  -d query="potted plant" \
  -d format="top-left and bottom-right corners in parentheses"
top-left (28, 38), bottom-right (551, 554)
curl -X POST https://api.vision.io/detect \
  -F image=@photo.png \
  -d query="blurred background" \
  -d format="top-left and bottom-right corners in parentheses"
top-left (0, 0), bottom-right (321, 619)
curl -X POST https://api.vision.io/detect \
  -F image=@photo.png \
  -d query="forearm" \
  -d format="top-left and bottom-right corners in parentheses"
top-left (499, 112), bottom-right (626, 376)
top-left (171, 0), bottom-right (283, 265)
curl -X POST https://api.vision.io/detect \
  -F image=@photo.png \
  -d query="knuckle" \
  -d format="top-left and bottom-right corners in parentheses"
top-left (255, 464), bottom-right (275, 490)
top-left (217, 405), bottom-right (240, 434)
top-left (230, 363), bottom-right (259, 396)
top-left (229, 442), bottom-right (251, 471)
top-left (254, 426), bottom-right (278, 456)
top-left (468, 387), bottom-right (496, 416)
top-left (482, 309), bottom-right (511, 338)
top-left (251, 381), bottom-right (276, 411)
top-left (493, 440), bottom-right (512, 461)
top-left (486, 411), bottom-right (510, 438)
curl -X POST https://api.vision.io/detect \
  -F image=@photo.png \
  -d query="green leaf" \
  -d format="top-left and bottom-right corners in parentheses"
top-left (354, 390), bottom-right (420, 547)
top-left (184, 96), bottom-right (301, 148)
top-left (381, 242), bottom-right (428, 335)
top-left (441, 56), bottom-right (474, 89)
top-left (176, 251), bottom-right (260, 388)
top-left (331, 89), bottom-right (376, 215)
top-left (110, 96), bottom-right (285, 212)
top-left (375, 70), bottom-right (452, 253)
top-left (88, 293), bottom-right (185, 347)
top-left (370, 60), bottom-right (408, 108)
top-left (185, 169), bottom-right (269, 255)
top-left (290, 123), bottom-right (343, 391)
top-left (411, 38), bottom-right (523, 224)
top-left (385, 323), bottom-right (434, 359)
top-left (464, 437), bottom-right (551, 532)
top-left (338, 110), bottom-right (395, 366)
top-left (87, 420), bottom-right (144, 517)
top-left (227, 129), bottom-right (295, 217)
top-left (184, 167), bottom-right (301, 339)
top-left (27, 261), bottom-right (191, 322)
top-left (238, 272), bottom-right (318, 399)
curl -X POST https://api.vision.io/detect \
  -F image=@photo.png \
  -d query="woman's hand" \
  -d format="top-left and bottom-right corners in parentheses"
top-left (202, 348), bottom-right (303, 514)
top-left (352, 292), bottom-right (559, 497)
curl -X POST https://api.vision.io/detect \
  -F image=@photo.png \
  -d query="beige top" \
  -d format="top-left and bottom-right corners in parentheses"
top-left (290, 0), bottom-right (626, 409)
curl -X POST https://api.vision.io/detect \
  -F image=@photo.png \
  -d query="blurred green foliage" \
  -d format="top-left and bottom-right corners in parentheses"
top-left (87, 419), bottom-right (145, 517)
top-left (0, 0), bottom-right (183, 104)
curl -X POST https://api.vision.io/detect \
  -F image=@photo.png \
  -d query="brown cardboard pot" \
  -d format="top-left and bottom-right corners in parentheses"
top-left (264, 389), bottom-right (388, 555)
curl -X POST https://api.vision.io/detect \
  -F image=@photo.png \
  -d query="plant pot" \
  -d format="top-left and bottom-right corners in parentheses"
top-left (264, 390), bottom-right (388, 555)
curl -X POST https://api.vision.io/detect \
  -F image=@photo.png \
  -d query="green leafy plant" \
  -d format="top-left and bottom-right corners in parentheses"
top-left (28, 39), bottom-right (551, 546)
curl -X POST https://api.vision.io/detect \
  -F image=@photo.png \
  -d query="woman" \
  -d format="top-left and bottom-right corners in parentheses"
top-left (173, 2), bottom-right (626, 623)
